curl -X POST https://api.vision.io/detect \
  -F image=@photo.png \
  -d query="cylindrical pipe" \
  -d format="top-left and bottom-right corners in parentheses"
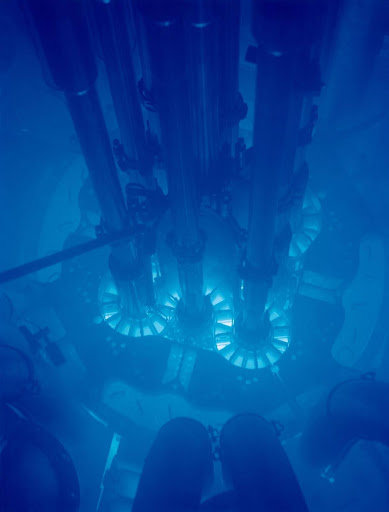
top-left (243, 55), bottom-right (298, 333)
top-left (92, 0), bottom-right (151, 177)
top-left (65, 88), bottom-right (128, 233)
top-left (23, 0), bottom-right (127, 233)
top-left (139, 3), bottom-right (198, 245)
top-left (217, 0), bottom-right (241, 157)
top-left (317, 0), bottom-right (343, 84)
top-left (67, 87), bottom-right (154, 312)
top-left (132, 3), bottom-right (162, 154)
top-left (22, 0), bottom-right (97, 94)
top-left (185, 0), bottom-right (220, 194)
top-left (0, 230), bottom-right (130, 285)
top-left (176, 259), bottom-right (204, 317)
top-left (241, 0), bottom-right (322, 334)
top-left (244, 52), bottom-right (297, 332)
top-left (138, 1), bottom-right (204, 313)
top-left (23, 0), bottom-right (152, 317)
top-left (301, 378), bottom-right (389, 470)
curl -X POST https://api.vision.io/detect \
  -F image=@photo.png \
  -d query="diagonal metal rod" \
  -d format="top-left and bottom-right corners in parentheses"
top-left (0, 230), bottom-right (131, 285)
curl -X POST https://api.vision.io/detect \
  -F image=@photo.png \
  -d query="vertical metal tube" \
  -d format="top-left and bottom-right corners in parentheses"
top-left (65, 88), bottom-right (127, 232)
top-left (24, 0), bottom-right (152, 318)
top-left (23, 0), bottom-right (127, 234)
top-left (185, 0), bottom-right (220, 194)
top-left (92, 0), bottom-right (151, 177)
top-left (243, 52), bottom-right (297, 333)
top-left (242, 0), bottom-right (322, 335)
top-left (133, 4), bottom-right (162, 149)
top-left (318, 0), bottom-right (343, 83)
top-left (65, 89), bottom-right (154, 314)
top-left (217, 0), bottom-right (241, 157)
top-left (138, 1), bottom-right (204, 313)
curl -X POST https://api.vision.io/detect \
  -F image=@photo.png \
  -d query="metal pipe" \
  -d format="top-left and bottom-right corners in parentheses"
top-left (243, 52), bottom-right (297, 333)
top-left (23, 0), bottom-right (127, 233)
top-left (137, 0), bottom-right (204, 313)
top-left (132, 3), bottom-right (162, 152)
top-left (65, 87), bottom-right (128, 233)
top-left (0, 230), bottom-right (131, 285)
top-left (185, 0), bottom-right (220, 194)
top-left (241, 0), bottom-right (322, 335)
top-left (217, 0), bottom-right (241, 157)
top-left (92, 0), bottom-right (151, 177)
top-left (65, 87), bottom-right (154, 312)
top-left (23, 0), bottom-right (153, 317)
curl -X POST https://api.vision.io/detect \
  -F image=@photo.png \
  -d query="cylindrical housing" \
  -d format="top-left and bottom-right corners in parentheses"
top-left (66, 88), bottom-right (127, 233)
top-left (247, 49), bottom-right (308, 263)
top-left (243, 51), bottom-right (298, 332)
top-left (217, 0), bottom-right (241, 156)
top-left (92, 0), bottom-right (151, 174)
top-left (138, 0), bottom-right (204, 311)
top-left (24, 0), bottom-right (150, 307)
top-left (241, 0), bottom-right (322, 334)
top-left (24, 0), bottom-right (97, 93)
top-left (139, 3), bottom-right (199, 245)
top-left (24, 0), bottom-right (127, 234)
top-left (185, 0), bottom-right (220, 194)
